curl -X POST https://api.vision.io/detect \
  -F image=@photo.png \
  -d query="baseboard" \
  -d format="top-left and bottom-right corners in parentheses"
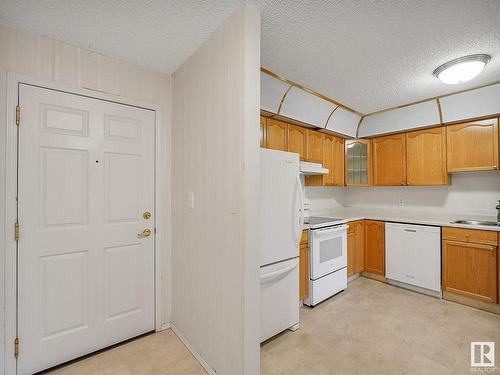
top-left (159, 322), bottom-right (171, 331)
top-left (443, 291), bottom-right (500, 315)
top-left (171, 324), bottom-right (216, 375)
top-left (347, 273), bottom-right (361, 283)
top-left (361, 271), bottom-right (387, 283)
top-left (387, 279), bottom-right (442, 299)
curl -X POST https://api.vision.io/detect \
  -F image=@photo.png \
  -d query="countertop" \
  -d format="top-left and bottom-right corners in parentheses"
top-left (303, 207), bottom-right (500, 232)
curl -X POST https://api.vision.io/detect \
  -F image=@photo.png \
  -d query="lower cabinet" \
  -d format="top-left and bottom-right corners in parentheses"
top-left (347, 220), bottom-right (365, 277)
top-left (299, 230), bottom-right (309, 300)
top-left (442, 228), bottom-right (498, 304)
top-left (364, 220), bottom-right (385, 276)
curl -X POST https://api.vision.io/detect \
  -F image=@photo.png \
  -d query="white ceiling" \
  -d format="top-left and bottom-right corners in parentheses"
top-left (1, 0), bottom-right (499, 113)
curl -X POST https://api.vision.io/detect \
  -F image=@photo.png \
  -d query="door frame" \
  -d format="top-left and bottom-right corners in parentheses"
top-left (2, 72), bottom-right (168, 375)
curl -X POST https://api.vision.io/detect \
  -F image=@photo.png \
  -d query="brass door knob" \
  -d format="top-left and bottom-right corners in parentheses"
top-left (138, 229), bottom-right (152, 238)
top-left (143, 211), bottom-right (152, 220)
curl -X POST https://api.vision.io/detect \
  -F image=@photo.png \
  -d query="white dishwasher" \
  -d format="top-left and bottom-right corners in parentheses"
top-left (385, 223), bottom-right (441, 297)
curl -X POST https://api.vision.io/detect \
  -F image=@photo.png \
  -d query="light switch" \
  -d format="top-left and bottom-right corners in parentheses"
top-left (188, 192), bottom-right (195, 209)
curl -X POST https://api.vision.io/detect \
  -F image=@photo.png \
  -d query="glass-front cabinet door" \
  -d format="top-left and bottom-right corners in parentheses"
top-left (345, 139), bottom-right (372, 186)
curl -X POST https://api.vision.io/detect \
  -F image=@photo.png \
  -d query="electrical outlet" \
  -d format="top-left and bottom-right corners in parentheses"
top-left (398, 197), bottom-right (405, 206)
top-left (188, 192), bottom-right (195, 209)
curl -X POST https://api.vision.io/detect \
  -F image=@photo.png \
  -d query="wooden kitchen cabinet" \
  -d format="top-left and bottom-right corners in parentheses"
top-left (347, 220), bottom-right (365, 277)
top-left (372, 133), bottom-right (407, 186)
top-left (406, 127), bottom-right (448, 185)
top-left (260, 116), bottom-right (267, 148)
top-left (345, 139), bottom-right (371, 186)
top-left (306, 129), bottom-right (323, 163)
top-left (364, 220), bottom-right (385, 276)
top-left (299, 230), bottom-right (309, 300)
top-left (446, 118), bottom-right (499, 172)
top-left (287, 124), bottom-right (307, 160)
top-left (306, 133), bottom-right (344, 187)
top-left (442, 239), bottom-right (498, 304)
top-left (266, 118), bottom-right (287, 151)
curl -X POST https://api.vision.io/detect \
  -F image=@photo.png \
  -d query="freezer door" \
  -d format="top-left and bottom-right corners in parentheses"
top-left (260, 258), bottom-right (300, 342)
top-left (260, 149), bottom-right (302, 266)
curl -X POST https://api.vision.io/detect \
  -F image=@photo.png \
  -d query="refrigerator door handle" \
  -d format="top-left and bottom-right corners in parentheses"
top-left (260, 262), bottom-right (298, 284)
top-left (293, 174), bottom-right (304, 248)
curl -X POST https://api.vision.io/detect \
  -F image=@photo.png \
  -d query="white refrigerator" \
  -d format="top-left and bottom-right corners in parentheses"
top-left (259, 148), bottom-right (303, 342)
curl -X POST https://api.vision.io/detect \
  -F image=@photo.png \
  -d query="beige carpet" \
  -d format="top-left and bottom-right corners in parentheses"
top-left (261, 277), bottom-right (500, 375)
top-left (45, 329), bottom-right (206, 375)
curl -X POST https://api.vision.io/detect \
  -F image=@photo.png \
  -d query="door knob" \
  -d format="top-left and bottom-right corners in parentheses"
top-left (138, 229), bottom-right (152, 238)
top-left (143, 211), bottom-right (152, 220)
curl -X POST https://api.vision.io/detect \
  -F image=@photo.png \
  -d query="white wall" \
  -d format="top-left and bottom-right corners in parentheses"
top-left (344, 172), bottom-right (500, 216)
top-left (171, 4), bottom-right (260, 375)
top-left (0, 24), bottom-right (172, 373)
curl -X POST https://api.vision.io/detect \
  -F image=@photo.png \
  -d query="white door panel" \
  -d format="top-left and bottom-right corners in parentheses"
top-left (18, 84), bottom-right (155, 374)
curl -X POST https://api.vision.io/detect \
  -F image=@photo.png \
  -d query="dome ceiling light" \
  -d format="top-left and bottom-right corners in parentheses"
top-left (433, 54), bottom-right (491, 85)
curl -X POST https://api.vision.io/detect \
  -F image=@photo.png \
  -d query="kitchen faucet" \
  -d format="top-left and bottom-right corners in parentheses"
top-left (497, 200), bottom-right (500, 223)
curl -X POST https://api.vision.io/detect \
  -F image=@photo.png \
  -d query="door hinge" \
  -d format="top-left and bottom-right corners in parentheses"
top-left (15, 105), bottom-right (20, 126)
top-left (14, 337), bottom-right (19, 358)
top-left (14, 222), bottom-right (20, 241)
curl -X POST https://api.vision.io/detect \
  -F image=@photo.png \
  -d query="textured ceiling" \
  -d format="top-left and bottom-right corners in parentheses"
top-left (1, 0), bottom-right (499, 113)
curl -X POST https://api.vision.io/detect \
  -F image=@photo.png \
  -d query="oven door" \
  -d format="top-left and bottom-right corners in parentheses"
top-left (310, 225), bottom-right (347, 280)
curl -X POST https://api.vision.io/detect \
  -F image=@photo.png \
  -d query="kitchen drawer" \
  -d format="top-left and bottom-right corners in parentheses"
top-left (442, 227), bottom-right (498, 246)
top-left (301, 230), bottom-right (308, 245)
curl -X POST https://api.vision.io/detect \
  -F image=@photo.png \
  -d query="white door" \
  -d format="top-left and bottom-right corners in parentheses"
top-left (17, 84), bottom-right (155, 374)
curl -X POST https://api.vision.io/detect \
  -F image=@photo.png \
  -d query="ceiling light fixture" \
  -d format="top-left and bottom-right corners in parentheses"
top-left (433, 54), bottom-right (491, 85)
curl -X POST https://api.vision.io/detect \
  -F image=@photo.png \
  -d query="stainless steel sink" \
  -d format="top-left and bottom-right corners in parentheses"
top-left (452, 220), bottom-right (500, 227)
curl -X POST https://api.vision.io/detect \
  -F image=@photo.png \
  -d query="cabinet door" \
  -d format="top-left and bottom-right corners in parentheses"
top-left (322, 134), bottom-right (335, 185)
top-left (364, 220), bottom-right (385, 276)
top-left (442, 240), bottom-right (498, 303)
top-left (353, 221), bottom-right (365, 274)
top-left (347, 231), bottom-right (356, 277)
top-left (299, 244), bottom-right (309, 300)
top-left (447, 118), bottom-right (499, 172)
top-left (332, 136), bottom-right (345, 186)
top-left (266, 118), bottom-right (287, 151)
top-left (287, 124), bottom-right (307, 160)
top-left (306, 130), bottom-right (323, 163)
top-left (406, 127), bottom-right (448, 185)
top-left (260, 116), bottom-right (266, 148)
top-left (345, 139), bottom-right (371, 186)
top-left (347, 220), bottom-right (365, 277)
top-left (373, 133), bottom-right (406, 186)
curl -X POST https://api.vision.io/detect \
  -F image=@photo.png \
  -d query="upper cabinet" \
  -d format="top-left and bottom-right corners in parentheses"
top-left (266, 118), bottom-right (287, 151)
top-left (406, 127), bottom-right (448, 185)
top-left (260, 116), bottom-right (267, 148)
top-left (345, 139), bottom-right (371, 186)
top-left (306, 133), bottom-right (345, 187)
top-left (372, 134), bottom-right (406, 186)
top-left (306, 129), bottom-right (323, 163)
top-left (446, 118), bottom-right (499, 172)
top-left (287, 124), bottom-right (307, 161)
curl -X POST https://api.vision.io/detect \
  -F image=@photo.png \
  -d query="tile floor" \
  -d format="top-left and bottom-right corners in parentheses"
top-left (261, 277), bottom-right (500, 375)
top-left (45, 277), bottom-right (500, 374)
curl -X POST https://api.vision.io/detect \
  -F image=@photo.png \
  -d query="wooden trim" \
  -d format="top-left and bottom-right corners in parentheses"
top-left (443, 291), bottom-right (500, 315)
top-left (436, 98), bottom-right (443, 124)
top-left (361, 272), bottom-right (387, 283)
top-left (261, 67), bottom-right (364, 116)
top-left (363, 79), bottom-right (500, 118)
top-left (444, 287), bottom-right (495, 304)
top-left (324, 105), bottom-right (339, 128)
top-left (277, 84), bottom-right (293, 115)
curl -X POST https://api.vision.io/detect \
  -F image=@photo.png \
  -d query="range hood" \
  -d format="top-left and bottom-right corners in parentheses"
top-left (300, 161), bottom-right (329, 175)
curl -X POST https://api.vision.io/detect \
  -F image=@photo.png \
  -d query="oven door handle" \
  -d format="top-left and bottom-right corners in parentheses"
top-left (312, 224), bottom-right (348, 235)
top-left (260, 262), bottom-right (298, 284)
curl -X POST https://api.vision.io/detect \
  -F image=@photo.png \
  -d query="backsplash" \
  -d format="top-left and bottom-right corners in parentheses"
top-left (305, 171), bottom-right (500, 216)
